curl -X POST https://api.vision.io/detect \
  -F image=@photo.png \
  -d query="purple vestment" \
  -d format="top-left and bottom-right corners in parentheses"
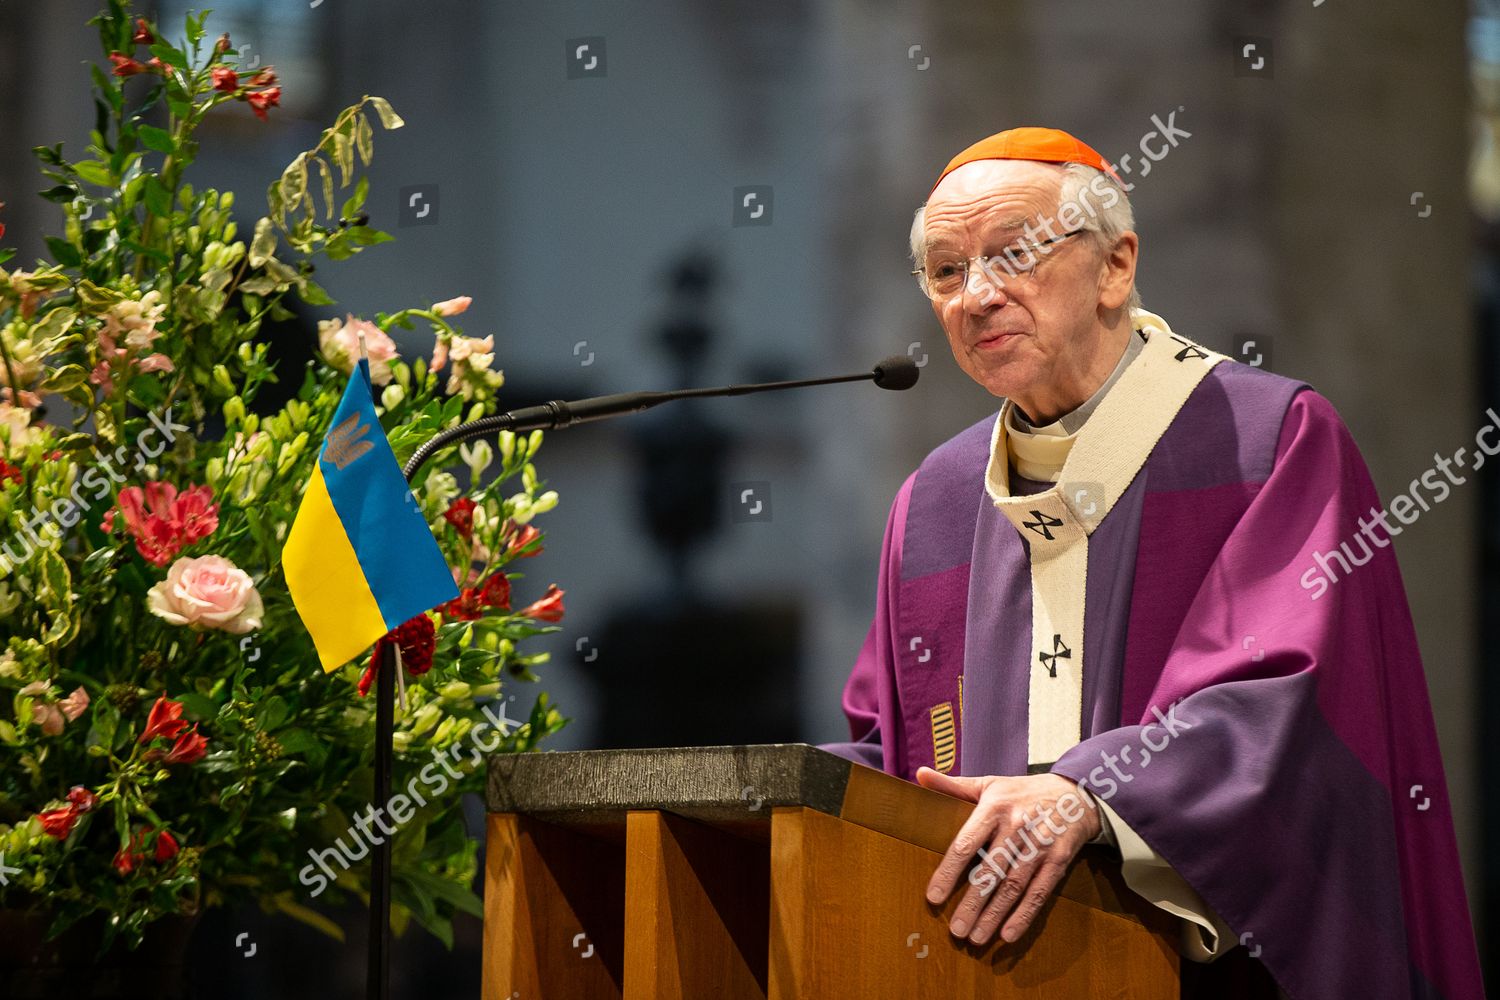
top-left (825, 362), bottom-right (1486, 999)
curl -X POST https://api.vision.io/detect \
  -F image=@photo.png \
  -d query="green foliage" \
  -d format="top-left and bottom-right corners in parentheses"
top-left (0, 3), bottom-right (566, 951)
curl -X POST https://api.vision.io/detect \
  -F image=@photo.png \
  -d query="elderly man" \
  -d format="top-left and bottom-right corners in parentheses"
top-left (823, 128), bottom-right (1485, 999)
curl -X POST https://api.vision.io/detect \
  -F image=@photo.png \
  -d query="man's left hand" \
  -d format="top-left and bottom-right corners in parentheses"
top-left (915, 768), bottom-right (1102, 946)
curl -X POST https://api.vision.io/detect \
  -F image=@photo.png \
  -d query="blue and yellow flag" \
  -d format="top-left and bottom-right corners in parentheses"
top-left (283, 360), bottom-right (459, 672)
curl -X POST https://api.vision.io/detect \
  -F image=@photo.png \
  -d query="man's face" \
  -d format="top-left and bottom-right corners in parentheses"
top-left (921, 160), bottom-right (1107, 403)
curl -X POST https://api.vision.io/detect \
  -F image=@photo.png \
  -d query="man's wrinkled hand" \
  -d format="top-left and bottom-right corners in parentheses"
top-left (915, 768), bottom-right (1101, 946)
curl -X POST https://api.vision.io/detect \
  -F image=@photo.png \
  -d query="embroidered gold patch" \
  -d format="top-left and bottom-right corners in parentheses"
top-left (930, 702), bottom-right (957, 773)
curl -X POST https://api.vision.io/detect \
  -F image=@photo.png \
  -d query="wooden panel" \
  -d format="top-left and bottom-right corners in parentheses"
top-left (839, 762), bottom-right (1178, 924)
top-left (768, 806), bottom-right (1178, 1000)
top-left (623, 810), bottom-right (769, 1000)
top-left (483, 813), bottom-right (625, 1000)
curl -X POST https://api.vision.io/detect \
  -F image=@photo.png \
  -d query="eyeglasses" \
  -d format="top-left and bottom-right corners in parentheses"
top-left (912, 228), bottom-right (1088, 301)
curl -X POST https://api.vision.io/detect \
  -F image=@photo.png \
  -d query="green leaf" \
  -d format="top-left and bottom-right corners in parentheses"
top-left (122, 173), bottom-right (147, 212)
top-left (36, 548), bottom-right (78, 647)
top-left (367, 97), bottom-right (405, 130)
top-left (298, 279), bottom-right (334, 307)
top-left (39, 365), bottom-right (90, 393)
top-left (309, 157), bottom-right (335, 219)
top-left (143, 175), bottom-right (172, 216)
top-left (148, 40), bottom-right (189, 72)
top-left (39, 184), bottom-right (78, 203)
top-left (237, 275), bottom-right (283, 295)
top-left (45, 238), bottom-right (83, 268)
top-left (49, 432), bottom-right (95, 452)
top-left (184, 10), bottom-right (206, 48)
top-left (341, 175), bottom-right (369, 218)
top-left (395, 866), bottom-right (483, 918)
top-left (332, 132), bottom-right (353, 186)
top-left (136, 124), bottom-right (175, 154)
top-left (353, 114), bottom-right (374, 165)
top-left (176, 692), bottom-right (219, 721)
top-left (276, 728), bottom-right (322, 756)
top-left (248, 217), bottom-right (276, 268)
top-left (257, 695), bottom-right (290, 731)
top-left (72, 160), bottom-right (114, 186)
top-left (33, 143), bottom-right (66, 167)
top-left (346, 226), bottom-right (393, 247)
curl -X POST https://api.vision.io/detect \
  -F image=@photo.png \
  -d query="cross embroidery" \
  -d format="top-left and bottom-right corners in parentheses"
top-left (1022, 510), bottom-right (1063, 541)
top-left (1169, 334), bottom-right (1209, 362)
top-left (1038, 634), bottom-right (1072, 678)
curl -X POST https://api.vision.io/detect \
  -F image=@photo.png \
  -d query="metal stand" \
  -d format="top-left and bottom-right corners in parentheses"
top-left (367, 638), bottom-right (396, 1000)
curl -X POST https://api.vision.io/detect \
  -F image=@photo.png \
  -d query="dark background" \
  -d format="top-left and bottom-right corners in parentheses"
top-left (1, 0), bottom-right (1494, 993)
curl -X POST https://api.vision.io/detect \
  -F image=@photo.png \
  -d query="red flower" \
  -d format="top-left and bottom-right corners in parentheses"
top-left (444, 497), bottom-right (476, 539)
top-left (132, 18), bottom-right (155, 45)
top-left (104, 482), bottom-right (219, 566)
top-left (247, 68), bottom-right (278, 87)
top-left (145, 724), bottom-right (208, 765)
top-left (505, 523), bottom-right (543, 559)
top-left (438, 572), bottom-right (511, 621)
top-left (139, 695), bottom-right (189, 744)
top-left (109, 53), bottom-right (148, 77)
top-left (360, 613), bottom-right (437, 696)
top-left (478, 572), bottom-right (511, 610)
top-left (517, 584), bottom-right (565, 622)
top-left (113, 826), bottom-right (179, 875)
top-left (246, 86), bottom-right (281, 122)
top-left (0, 459), bottom-right (21, 487)
top-left (155, 829), bottom-right (179, 862)
top-left (437, 589), bottom-right (485, 622)
top-left (211, 67), bottom-right (239, 92)
top-left (66, 786), bottom-right (98, 813)
top-left (36, 785), bottom-right (98, 839)
top-left (38, 807), bottom-right (79, 840)
top-left (214, 33), bottom-right (231, 56)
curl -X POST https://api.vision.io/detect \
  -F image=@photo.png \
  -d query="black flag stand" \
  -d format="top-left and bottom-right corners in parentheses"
top-left (366, 636), bottom-right (397, 1000)
top-left (363, 356), bottom-right (918, 1000)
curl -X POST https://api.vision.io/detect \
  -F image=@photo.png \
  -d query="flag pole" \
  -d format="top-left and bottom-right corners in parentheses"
top-left (367, 637), bottom-right (396, 1000)
top-left (366, 439), bottom-right (441, 1000)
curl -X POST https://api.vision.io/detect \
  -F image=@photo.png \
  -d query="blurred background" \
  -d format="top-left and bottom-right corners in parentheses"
top-left (1, 0), bottom-right (1494, 993)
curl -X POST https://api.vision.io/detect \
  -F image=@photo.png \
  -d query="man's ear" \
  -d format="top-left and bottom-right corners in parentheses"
top-left (1097, 231), bottom-right (1139, 311)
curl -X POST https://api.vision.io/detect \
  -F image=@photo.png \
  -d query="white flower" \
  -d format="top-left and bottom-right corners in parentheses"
top-left (104, 290), bottom-right (168, 352)
top-left (459, 439), bottom-right (492, 480)
top-left (0, 404), bottom-right (40, 450)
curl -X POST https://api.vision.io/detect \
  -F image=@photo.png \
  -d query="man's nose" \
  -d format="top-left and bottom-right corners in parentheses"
top-left (961, 262), bottom-right (1009, 314)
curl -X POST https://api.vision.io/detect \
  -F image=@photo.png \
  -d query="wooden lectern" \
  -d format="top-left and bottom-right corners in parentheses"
top-left (483, 744), bottom-right (1178, 999)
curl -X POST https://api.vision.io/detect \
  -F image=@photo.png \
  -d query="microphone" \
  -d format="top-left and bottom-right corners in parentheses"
top-left (402, 355), bottom-right (919, 479)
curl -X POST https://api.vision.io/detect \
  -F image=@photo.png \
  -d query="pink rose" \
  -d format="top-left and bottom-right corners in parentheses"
top-left (431, 296), bottom-right (472, 317)
top-left (318, 314), bottom-right (399, 386)
top-left (58, 686), bottom-right (90, 722)
top-left (147, 554), bottom-right (264, 634)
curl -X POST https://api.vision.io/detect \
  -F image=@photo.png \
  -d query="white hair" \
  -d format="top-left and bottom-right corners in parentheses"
top-left (909, 162), bottom-right (1141, 313)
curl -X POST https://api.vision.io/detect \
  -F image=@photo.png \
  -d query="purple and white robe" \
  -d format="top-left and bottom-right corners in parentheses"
top-left (825, 315), bottom-right (1485, 999)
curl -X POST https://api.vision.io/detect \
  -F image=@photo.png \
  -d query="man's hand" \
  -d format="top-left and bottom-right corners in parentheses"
top-left (916, 768), bottom-right (1102, 946)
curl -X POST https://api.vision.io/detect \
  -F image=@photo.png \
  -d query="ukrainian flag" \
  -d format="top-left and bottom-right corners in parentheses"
top-left (283, 359), bottom-right (459, 672)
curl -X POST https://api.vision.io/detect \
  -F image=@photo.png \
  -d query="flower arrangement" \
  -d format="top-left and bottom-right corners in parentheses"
top-left (0, 2), bottom-right (566, 950)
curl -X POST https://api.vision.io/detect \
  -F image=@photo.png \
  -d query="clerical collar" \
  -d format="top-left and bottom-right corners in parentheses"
top-left (1008, 328), bottom-right (1146, 437)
